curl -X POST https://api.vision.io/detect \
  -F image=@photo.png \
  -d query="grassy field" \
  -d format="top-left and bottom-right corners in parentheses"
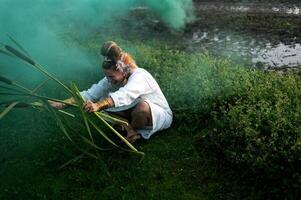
top-left (0, 33), bottom-right (300, 199)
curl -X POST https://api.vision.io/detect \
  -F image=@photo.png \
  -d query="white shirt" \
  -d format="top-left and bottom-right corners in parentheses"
top-left (80, 67), bottom-right (172, 116)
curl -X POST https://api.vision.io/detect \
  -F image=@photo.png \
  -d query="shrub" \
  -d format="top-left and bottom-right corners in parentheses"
top-left (195, 70), bottom-right (301, 197)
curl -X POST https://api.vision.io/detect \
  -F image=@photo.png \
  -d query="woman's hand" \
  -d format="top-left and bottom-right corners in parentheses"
top-left (48, 100), bottom-right (65, 109)
top-left (83, 100), bottom-right (100, 112)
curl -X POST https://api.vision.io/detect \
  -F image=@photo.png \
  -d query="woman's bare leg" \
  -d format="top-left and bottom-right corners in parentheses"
top-left (125, 101), bottom-right (152, 142)
top-left (108, 101), bottom-right (152, 143)
top-left (130, 101), bottom-right (152, 128)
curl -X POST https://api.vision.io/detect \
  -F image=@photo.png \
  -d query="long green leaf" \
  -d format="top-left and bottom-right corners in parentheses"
top-left (0, 101), bottom-right (19, 119)
top-left (70, 82), bottom-right (94, 143)
top-left (44, 100), bottom-right (73, 142)
top-left (70, 81), bottom-right (144, 155)
top-left (3, 38), bottom-right (72, 94)
top-left (70, 82), bottom-right (119, 148)
top-left (0, 92), bottom-right (25, 96)
top-left (80, 135), bottom-right (112, 151)
top-left (58, 153), bottom-right (85, 170)
top-left (94, 113), bottom-right (144, 155)
top-left (0, 75), bottom-right (45, 98)
top-left (44, 100), bottom-right (99, 160)
top-left (5, 45), bottom-right (35, 65)
top-left (68, 81), bottom-right (128, 126)
top-left (34, 62), bottom-right (72, 94)
top-left (96, 111), bottom-right (129, 126)
top-left (32, 78), bottom-right (50, 92)
top-left (0, 100), bottom-right (42, 109)
top-left (58, 149), bottom-right (102, 170)
top-left (0, 100), bottom-right (19, 106)
top-left (0, 77), bottom-right (74, 108)
top-left (0, 78), bottom-right (48, 106)
top-left (88, 117), bottom-right (120, 148)
top-left (0, 85), bottom-right (24, 94)
top-left (7, 34), bottom-right (31, 57)
top-left (0, 48), bottom-right (13, 57)
top-left (0, 91), bottom-right (77, 107)
top-left (58, 110), bottom-right (75, 118)
top-left (0, 75), bottom-right (13, 85)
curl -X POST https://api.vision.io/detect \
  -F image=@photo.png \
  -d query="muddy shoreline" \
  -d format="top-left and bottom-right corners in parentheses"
top-left (194, 2), bottom-right (301, 17)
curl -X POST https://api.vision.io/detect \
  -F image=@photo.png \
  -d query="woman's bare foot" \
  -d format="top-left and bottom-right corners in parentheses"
top-left (107, 113), bottom-right (141, 143)
top-left (121, 124), bottom-right (141, 143)
top-left (127, 134), bottom-right (141, 143)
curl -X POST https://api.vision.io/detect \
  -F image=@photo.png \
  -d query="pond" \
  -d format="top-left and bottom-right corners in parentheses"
top-left (186, 2), bottom-right (301, 70)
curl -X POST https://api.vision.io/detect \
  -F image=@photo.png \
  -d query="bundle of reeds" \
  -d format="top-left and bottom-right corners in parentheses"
top-left (0, 35), bottom-right (144, 161)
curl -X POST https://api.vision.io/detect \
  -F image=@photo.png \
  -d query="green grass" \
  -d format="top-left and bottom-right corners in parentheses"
top-left (0, 111), bottom-right (207, 199)
top-left (0, 33), bottom-right (300, 199)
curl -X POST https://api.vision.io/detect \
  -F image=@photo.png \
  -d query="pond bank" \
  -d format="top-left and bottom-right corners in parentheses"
top-left (194, 2), bottom-right (301, 17)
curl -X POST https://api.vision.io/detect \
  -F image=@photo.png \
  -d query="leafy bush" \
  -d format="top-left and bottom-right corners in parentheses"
top-left (195, 70), bottom-right (301, 196)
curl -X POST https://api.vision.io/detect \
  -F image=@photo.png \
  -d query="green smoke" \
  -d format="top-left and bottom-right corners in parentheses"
top-left (0, 0), bottom-right (194, 84)
top-left (142, 0), bottom-right (195, 30)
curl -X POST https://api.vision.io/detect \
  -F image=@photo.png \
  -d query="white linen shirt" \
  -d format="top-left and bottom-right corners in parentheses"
top-left (80, 68), bottom-right (173, 139)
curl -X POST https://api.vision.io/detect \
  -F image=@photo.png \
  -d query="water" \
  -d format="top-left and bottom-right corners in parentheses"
top-left (187, 28), bottom-right (301, 69)
top-left (186, 2), bottom-right (301, 69)
top-left (131, 3), bottom-right (301, 70)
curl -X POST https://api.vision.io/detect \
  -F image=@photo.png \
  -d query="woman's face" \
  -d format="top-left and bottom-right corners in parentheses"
top-left (104, 68), bottom-right (126, 86)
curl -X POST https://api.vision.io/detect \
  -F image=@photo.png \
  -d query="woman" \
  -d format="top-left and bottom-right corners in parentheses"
top-left (50, 41), bottom-right (172, 143)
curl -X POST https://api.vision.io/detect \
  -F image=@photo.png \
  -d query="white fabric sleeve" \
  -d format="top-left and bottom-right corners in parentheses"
top-left (80, 78), bottom-right (108, 102)
top-left (109, 75), bottom-right (153, 107)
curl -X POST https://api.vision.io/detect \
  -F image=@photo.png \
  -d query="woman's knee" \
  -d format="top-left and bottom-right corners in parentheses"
top-left (132, 101), bottom-right (150, 115)
top-left (131, 101), bottom-right (152, 124)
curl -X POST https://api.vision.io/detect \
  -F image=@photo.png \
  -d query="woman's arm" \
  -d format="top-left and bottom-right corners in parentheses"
top-left (82, 97), bottom-right (114, 112)
top-left (48, 97), bottom-right (76, 109)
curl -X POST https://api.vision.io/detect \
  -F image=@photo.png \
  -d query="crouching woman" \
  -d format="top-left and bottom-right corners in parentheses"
top-left (50, 56), bottom-right (172, 143)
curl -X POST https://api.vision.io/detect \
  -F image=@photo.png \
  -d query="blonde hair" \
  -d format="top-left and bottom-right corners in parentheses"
top-left (101, 41), bottom-right (120, 60)
top-left (101, 41), bottom-right (137, 70)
